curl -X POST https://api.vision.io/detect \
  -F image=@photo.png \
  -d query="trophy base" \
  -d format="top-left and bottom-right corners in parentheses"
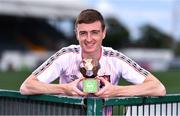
top-left (83, 79), bottom-right (98, 93)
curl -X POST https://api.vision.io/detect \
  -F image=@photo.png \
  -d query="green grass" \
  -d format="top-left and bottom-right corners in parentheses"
top-left (0, 70), bottom-right (180, 94)
top-left (153, 70), bottom-right (180, 93)
top-left (0, 71), bottom-right (31, 91)
top-left (118, 69), bottom-right (180, 94)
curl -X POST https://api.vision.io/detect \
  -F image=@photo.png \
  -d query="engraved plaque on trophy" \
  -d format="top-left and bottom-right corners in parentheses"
top-left (80, 58), bottom-right (100, 93)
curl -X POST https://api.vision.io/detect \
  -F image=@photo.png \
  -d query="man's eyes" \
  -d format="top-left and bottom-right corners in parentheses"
top-left (91, 31), bottom-right (99, 34)
top-left (79, 32), bottom-right (87, 35)
top-left (79, 31), bottom-right (100, 36)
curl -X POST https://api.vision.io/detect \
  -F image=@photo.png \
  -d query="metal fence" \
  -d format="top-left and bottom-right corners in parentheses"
top-left (0, 89), bottom-right (86, 115)
top-left (0, 89), bottom-right (180, 115)
top-left (104, 94), bottom-right (180, 115)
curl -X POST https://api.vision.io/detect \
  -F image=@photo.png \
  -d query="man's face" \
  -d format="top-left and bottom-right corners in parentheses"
top-left (76, 21), bottom-right (106, 55)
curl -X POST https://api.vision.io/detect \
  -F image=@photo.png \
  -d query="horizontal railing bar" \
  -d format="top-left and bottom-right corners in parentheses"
top-left (144, 95), bottom-right (180, 104)
top-left (1, 89), bottom-right (180, 106)
top-left (104, 97), bottom-right (143, 106)
top-left (0, 89), bottom-right (85, 105)
top-left (104, 94), bottom-right (180, 106)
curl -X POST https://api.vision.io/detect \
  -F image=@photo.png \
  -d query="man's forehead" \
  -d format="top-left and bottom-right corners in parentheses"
top-left (76, 21), bottom-right (102, 31)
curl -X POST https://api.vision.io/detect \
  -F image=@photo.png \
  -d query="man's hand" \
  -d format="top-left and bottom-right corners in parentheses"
top-left (94, 74), bottom-right (166, 97)
top-left (64, 77), bottom-right (87, 96)
top-left (94, 77), bottom-right (118, 98)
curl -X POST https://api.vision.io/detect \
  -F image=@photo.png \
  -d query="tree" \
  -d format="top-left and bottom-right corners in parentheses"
top-left (137, 24), bottom-right (174, 48)
top-left (103, 17), bottom-right (130, 49)
top-left (174, 41), bottom-right (180, 56)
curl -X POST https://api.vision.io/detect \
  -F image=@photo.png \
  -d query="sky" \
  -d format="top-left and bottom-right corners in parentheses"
top-left (85, 0), bottom-right (180, 41)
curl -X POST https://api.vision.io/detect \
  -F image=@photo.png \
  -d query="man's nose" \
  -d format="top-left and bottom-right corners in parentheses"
top-left (86, 33), bottom-right (92, 42)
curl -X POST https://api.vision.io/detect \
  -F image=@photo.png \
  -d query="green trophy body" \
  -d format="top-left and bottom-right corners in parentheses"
top-left (83, 79), bottom-right (98, 93)
top-left (80, 58), bottom-right (100, 93)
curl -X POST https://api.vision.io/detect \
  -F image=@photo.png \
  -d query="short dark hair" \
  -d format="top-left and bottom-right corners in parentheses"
top-left (75, 9), bottom-right (105, 31)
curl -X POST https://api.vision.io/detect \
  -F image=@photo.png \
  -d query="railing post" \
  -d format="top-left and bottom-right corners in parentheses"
top-left (86, 97), bottom-right (103, 115)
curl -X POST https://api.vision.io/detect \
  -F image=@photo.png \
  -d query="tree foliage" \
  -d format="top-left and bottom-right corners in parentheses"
top-left (137, 24), bottom-right (174, 48)
top-left (103, 17), bottom-right (130, 49)
top-left (174, 41), bottom-right (180, 56)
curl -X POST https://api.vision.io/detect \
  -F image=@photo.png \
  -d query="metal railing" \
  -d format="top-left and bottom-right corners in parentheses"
top-left (104, 94), bottom-right (180, 115)
top-left (0, 89), bottom-right (180, 115)
top-left (0, 89), bottom-right (86, 115)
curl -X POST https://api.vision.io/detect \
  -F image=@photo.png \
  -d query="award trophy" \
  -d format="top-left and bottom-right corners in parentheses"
top-left (80, 58), bottom-right (100, 93)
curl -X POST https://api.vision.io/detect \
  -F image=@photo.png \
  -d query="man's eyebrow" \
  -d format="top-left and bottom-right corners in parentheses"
top-left (79, 31), bottom-right (87, 33)
top-left (79, 30), bottom-right (101, 33)
top-left (91, 30), bottom-right (100, 32)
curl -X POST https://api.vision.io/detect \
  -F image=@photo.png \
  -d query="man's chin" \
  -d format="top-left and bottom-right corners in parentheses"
top-left (83, 46), bottom-right (94, 51)
top-left (83, 49), bottom-right (96, 54)
top-left (84, 50), bottom-right (95, 54)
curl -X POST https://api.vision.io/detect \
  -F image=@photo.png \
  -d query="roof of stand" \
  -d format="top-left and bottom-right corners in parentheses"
top-left (0, 0), bottom-right (89, 19)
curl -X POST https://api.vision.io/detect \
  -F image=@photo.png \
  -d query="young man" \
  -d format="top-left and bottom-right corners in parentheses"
top-left (20, 9), bottom-right (166, 98)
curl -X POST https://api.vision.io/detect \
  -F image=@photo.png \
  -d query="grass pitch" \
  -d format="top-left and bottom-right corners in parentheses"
top-left (0, 70), bottom-right (179, 93)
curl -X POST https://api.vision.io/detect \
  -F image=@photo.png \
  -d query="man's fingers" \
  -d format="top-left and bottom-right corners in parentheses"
top-left (75, 77), bottom-right (84, 83)
top-left (97, 77), bottom-right (109, 85)
top-left (94, 87), bottom-right (105, 96)
top-left (74, 87), bottom-right (87, 96)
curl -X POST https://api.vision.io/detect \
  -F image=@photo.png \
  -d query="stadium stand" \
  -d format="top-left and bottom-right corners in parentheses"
top-left (0, 15), bottom-right (71, 52)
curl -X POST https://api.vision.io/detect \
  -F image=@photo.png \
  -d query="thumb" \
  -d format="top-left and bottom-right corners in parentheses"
top-left (98, 77), bottom-right (109, 85)
top-left (75, 77), bottom-right (84, 83)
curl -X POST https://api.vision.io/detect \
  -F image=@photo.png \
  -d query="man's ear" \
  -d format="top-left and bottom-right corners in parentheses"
top-left (102, 27), bottom-right (106, 40)
top-left (75, 29), bottom-right (79, 40)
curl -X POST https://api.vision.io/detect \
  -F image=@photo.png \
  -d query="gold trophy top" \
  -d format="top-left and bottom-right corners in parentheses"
top-left (80, 58), bottom-right (100, 78)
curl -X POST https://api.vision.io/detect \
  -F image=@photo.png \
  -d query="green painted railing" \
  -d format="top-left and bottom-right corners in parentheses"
top-left (0, 89), bottom-right (180, 115)
top-left (105, 94), bottom-right (180, 115)
top-left (0, 89), bottom-right (86, 115)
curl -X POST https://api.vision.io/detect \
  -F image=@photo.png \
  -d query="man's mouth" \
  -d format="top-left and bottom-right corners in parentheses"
top-left (85, 42), bottom-right (95, 48)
